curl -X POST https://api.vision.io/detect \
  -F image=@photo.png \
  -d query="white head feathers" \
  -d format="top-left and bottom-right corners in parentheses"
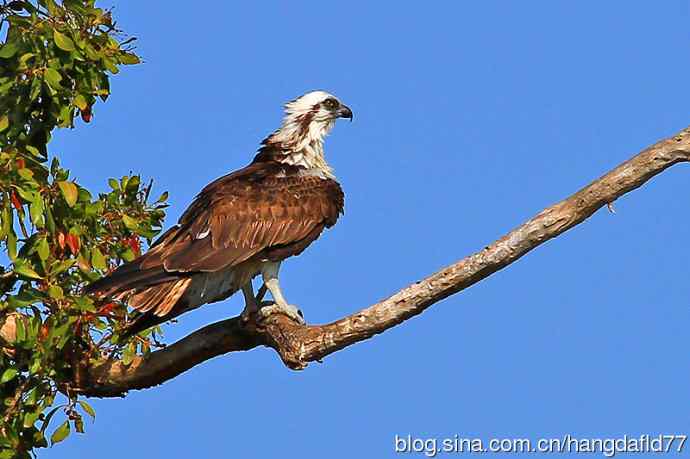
top-left (264, 91), bottom-right (352, 179)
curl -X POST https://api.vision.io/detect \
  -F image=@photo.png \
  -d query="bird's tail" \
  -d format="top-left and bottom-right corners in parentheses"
top-left (96, 277), bottom-right (193, 339)
top-left (85, 257), bottom-right (192, 337)
top-left (117, 305), bottom-right (172, 340)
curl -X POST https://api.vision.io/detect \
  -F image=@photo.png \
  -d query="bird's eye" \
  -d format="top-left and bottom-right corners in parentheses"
top-left (323, 98), bottom-right (338, 110)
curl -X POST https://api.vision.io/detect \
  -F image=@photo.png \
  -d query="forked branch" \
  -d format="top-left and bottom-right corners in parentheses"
top-left (5, 127), bottom-right (690, 397)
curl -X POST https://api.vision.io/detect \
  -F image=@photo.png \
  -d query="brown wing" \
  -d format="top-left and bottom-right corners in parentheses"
top-left (85, 160), bottom-right (344, 329)
top-left (141, 162), bottom-right (344, 273)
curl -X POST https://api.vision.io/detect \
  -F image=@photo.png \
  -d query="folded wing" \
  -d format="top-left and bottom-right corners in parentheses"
top-left (86, 162), bottom-right (344, 321)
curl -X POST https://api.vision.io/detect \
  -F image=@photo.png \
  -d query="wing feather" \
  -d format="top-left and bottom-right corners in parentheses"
top-left (155, 162), bottom-right (343, 273)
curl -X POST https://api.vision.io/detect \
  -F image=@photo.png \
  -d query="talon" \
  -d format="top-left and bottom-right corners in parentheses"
top-left (258, 302), bottom-right (306, 325)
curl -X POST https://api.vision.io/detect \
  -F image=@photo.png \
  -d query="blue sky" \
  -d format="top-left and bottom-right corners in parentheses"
top-left (44, 1), bottom-right (690, 458)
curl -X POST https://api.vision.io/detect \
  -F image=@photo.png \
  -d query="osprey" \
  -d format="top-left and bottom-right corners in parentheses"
top-left (86, 91), bottom-right (352, 337)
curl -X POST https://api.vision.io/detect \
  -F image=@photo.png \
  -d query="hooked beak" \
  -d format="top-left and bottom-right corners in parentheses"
top-left (337, 105), bottom-right (353, 121)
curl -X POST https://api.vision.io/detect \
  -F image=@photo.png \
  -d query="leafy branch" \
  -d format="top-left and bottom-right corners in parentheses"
top-left (0, 1), bottom-right (165, 456)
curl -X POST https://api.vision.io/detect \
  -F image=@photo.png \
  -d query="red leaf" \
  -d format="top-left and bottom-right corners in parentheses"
top-left (81, 106), bottom-right (92, 123)
top-left (57, 232), bottom-right (66, 250)
top-left (10, 190), bottom-right (21, 211)
top-left (39, 324), bottom-right (48, 341)
top-left (66, 233), bottom-right (80, 255)
top-left (127, 237), bottom-right (141, 257)
top-left (98, 302), bottom-right (117, 315)
top-left (15, 158), bottom-right (25, 169)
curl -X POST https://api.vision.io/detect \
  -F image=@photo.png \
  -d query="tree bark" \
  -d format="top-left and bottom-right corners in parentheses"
top-left (4, 127), bottom-right (690, 398)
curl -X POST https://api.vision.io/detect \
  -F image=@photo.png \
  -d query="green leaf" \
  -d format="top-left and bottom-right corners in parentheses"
top-left (48, 285), bottom-right (65, 300)
top-left (50, 157), bottom-right (60, 176)
top-left (7, 231), bottom-right (17, 261)
top-left (84, 201), bottom-right (102, 218)
top-left (120, 247), bottom-right (135, 262)
top-left (119, 52), bottom-right (140, 65)
top-left (74, 416), bottom-right (84, 433)
top-left (121, 214), bottom-right (138, 230)
top-left (57, 181), bottom-right (78, 207)
top-left (0, 368), bottom-right (17, 383)
top-left (91, 247), bottom-right (106, 270)
top-left (122, 343), bottom-right (135, 365)
top-left (45, 204), bottom-right (56, 234)
top-left (74, 94), bottom-right (88, 110)
top-left (44, 0), bottom-right (58, 15)
top-left (0, 42), bottom-right (18, 59)
top-left (30, 197), bottom-right (45, 227)
top-left (84, 44), bottom-right (99, 60)
top-left (29, 77), bottom-right (41, 100)
top-left (126, 175), bottom-right (140, 192)
top-left (19, 52), bottom-right (35, 66)
top-left (53, 30), bottom-right (76, 52)
top-left (25, 386), bottom-right (39, 406)
top-left (103, 57), bottom-right (119, 74)
top-left (47, 284), bottom-right (64, 299)
top-left (50, 420), bottom-right (70, 445)
top-left (58, 104), bottom-right (73, 127)
top-left (15, 186), bottom-right (36, 203)
top-left (1, 204), bottom-right (10, 234)
top-left (23, 411), bottom-right (41, 429)
top-left (44, 68), bottom-right (63, 90)
top-left (0, 115), bottom-right (8, 132)
top-left (36, 236), bottom-right (50, 260)
top-left (0, 79), bottom-right (14, 94)
top-left (29, 356), bottom-right (41, 375)
top-left (78, 188), bottom-right (92, 202)
top-left (17, 168), bottom-right (34, 180)
top-left (74, 296), bottom-right (95, 312)
top-left (13, 261), bottom-right (42, 279)
top-left (14, 315), bottom-right (25, 341)
top-left (108, 178), bottom-right (120, 190)
top-left (78, 400), bottom-right (96, 420)
top-left (49, 259), bottom-right (75, 275)
top-left (25, 145), bottom-right (40, 157)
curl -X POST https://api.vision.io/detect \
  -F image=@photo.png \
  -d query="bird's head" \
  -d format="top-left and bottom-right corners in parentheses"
top-left (284, 90), bottom-right (353, 124)
top-left (270, 91), bottom-right (353, 149)
top-left (259, 91), bottom-right (352, 178)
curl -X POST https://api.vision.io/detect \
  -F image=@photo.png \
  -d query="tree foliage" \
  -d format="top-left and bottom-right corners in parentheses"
top-left (0, 1), bottom-right (166, 456)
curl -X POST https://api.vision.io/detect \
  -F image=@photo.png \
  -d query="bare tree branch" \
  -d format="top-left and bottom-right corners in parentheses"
top-left (5, 127), bottom-right (690, 398)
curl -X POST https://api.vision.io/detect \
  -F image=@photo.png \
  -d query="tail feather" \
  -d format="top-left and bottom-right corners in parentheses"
top-left (85, 244), bottom-right (195, 337)
top-left (85, 260), bottom-right (180, 298)
top-left (127, 277), bottom-right (190, 316)
top-left (117, 278), bottom-right (192, 338)
top-left (82, 224), bottom-right (200, 338)
top-left (118, 313), bottom-right (165, 340)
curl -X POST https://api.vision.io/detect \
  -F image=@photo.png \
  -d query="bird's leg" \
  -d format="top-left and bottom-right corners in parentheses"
top-left (240, 282), bottom-right (259, 322)
top-left (259, 261), bottom-right (305, 325)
